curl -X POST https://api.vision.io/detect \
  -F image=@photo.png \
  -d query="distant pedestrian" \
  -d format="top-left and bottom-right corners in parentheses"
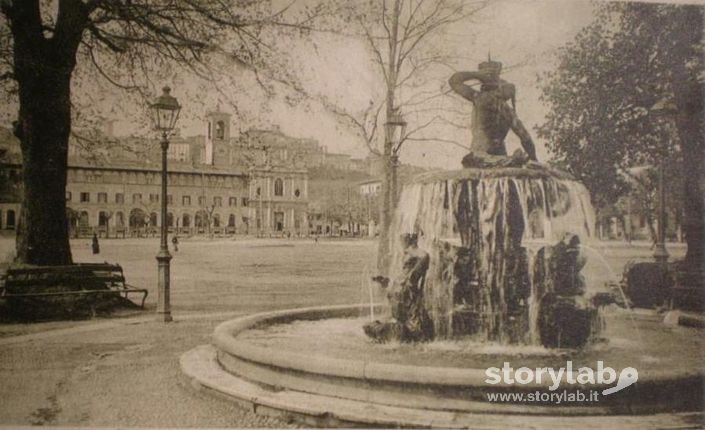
top-left (92, 233), bottom-right (100, 254)
top-left (172, 235), bottom-right (179, 252)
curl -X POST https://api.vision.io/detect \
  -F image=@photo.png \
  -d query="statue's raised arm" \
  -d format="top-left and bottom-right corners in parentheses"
top-left (448, 71), bottom-right (486, 102)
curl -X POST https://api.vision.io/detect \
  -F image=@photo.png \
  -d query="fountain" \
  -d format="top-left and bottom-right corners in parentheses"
top-left (365, 57), bottom-right (602, 348)
top-left (368, 167), bottom-right (601, 347)
top-left (181, 59), bottom-right (705, 428)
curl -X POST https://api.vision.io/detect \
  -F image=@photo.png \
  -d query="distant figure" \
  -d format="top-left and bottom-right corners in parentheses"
top-left (172, 235), bottom-right (179, 252)
top-left (92, 233), bottom-right (100, 254)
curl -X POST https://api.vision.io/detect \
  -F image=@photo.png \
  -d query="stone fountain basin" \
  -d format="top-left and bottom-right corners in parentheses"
top-left (213, 304), bottom-right (704, 416)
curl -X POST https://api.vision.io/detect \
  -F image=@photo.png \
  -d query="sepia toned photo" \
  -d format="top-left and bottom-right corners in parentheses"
top-left (0, 0), bottom-right (703, 428)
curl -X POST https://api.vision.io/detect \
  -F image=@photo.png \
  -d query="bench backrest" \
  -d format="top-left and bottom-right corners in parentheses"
top-left (4, 263), bottom-right (125, 293)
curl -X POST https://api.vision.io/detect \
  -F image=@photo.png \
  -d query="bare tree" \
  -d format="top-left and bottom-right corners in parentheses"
top-left (323, 0), bottom-right (487, 272)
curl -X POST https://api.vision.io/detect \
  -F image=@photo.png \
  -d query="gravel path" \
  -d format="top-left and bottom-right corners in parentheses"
top-left (0, 314), bottom-right (298, 427)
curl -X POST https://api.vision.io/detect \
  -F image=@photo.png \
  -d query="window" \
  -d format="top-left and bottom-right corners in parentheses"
top-left (98, 211), bottom-right (109, 227)
top-left (215, 120), bottom-right (225, 139)
top-left (115, 193), bottom-right (124, 204)
top-left (228, 214), bottom-right (236, 227)
top-left (66, 192), bottom-right (72, 202)
top-left (229, 197), bottom-right (237, 207)
top-left (149, 193), bottom-right (159, 203)
top-left (80, 192), bottom-right (90, 203)
top-left (214, 197), bottom-right (222, 207)
top-left (115, 212), bottom-right (124, 227)
top-left (199, 195), bottom-right (206, 205)
top-left (6, 210), bottom-right (15, 229)
top-left (242, 197), bottom-right (249, 207)
top-left (79, 211), bottom-right (89, 227)
top-left (183, 195), bottom-right (191, 206)
top-left (274, 178), bottom-right (284, 196)
top-left (167, 195), bottom-right (173, 205)
top-left (294, 189), bottom-right (300, 198)
top-left (97, 192), bottom-right (108, 203)
top-left (132, 193), bottom-right (142, 204)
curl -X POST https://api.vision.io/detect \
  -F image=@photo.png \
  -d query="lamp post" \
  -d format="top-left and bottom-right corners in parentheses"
top-left (649, 98), bottom-right (675, 267)
top-left (386, 109), bottom-right (407, 209)
top-left (653, 161), bottom-right (669, 266)
top-left (150, 86), bottom-right (181, 322)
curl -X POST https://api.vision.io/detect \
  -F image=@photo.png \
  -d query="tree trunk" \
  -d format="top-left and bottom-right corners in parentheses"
top-left (5, 1), bottom-right (91, 265)
top-left (14, 70), bottom-right (73, 265)
top-left (643, 209), bottom-right (657, 245)
top-left (376, 0), bottom-right (401, 275)
top-left (378, 153), bottom-right (392, 271)
top-left (671, 5), bottom-right (705, 273)
top-left (676, 126), bottom-right (704, 271)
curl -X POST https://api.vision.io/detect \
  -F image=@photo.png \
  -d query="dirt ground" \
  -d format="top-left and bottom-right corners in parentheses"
top-left (0, 236), bottom-right (687, 427)
top-left (0, 236), bottom-right (377, 428)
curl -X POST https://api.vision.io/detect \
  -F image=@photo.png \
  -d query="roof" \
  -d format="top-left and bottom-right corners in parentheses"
top-left (68, 160), bottom-right (248, 177)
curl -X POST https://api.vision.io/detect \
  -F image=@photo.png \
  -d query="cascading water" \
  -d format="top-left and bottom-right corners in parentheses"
top-left (386, 167), bottom-right (597, 345)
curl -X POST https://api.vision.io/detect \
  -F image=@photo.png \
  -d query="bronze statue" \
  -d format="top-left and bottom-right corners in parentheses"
top-left (449, 57), bottom-right (538, 167)
top-left (365, 233), bottom-right (434, 342)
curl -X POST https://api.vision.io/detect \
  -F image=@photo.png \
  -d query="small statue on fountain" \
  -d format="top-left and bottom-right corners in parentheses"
top-left (449, 55), bottom-right (538, 168)
top-left (535, 233), bottom-right (604, 349)
top-left (365, 233), bottom-right (434, 343)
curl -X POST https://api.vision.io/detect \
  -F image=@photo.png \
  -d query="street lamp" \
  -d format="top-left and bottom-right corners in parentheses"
top-left (150, 86), bottom-right (181, 322)
top-left (649, 98), bottom-right (676, 267)
top-left (653, 162), bottom-right (669, 266)
top-left (386, 109), bottom-right (407, 208)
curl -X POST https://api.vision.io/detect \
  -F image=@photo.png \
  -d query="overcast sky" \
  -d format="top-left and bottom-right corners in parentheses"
top-left (227, 0), bottom-right (597, 168)
top-left (194, 0), bottom-right (599, 168)
top-left (260, 0), bottom-right (598, 168)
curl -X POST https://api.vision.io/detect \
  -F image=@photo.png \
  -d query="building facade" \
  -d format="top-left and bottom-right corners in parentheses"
top-left (0, 109), bottom-right (311, 237)
top-left (64, 162), bottom-right (251, 237)
top-left (249, 166), bottom-right (308, 235)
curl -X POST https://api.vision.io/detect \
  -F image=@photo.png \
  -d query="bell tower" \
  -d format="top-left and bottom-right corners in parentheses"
top-left (205, 109), bottom-right (231, 165)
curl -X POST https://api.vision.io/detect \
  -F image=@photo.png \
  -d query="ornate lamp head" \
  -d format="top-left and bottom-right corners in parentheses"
top-left (150, 86), bottom-right (181, 133)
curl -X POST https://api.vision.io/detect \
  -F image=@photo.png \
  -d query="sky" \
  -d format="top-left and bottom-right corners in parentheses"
top-left (183, 0), bottom-right (599, 168)
top-left (1, 0), bottom-right (600, 169)
top-left (208, 0), bottom-right (598, 168)
top-left (266, 0), bottom-right (598, 167)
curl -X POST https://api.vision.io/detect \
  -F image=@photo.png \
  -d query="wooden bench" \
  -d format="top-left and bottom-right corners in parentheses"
top-left (1, 263), bottom-right (148, 308)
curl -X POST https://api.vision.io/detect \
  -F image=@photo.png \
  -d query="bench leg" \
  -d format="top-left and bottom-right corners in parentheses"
top-left (140, 291), bottom-right (148, 309)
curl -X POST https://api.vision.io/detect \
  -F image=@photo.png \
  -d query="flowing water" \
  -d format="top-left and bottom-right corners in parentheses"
top-left (579, 244), bottom-right (645, 349)
top-left (385, 169), bottom-right (597, 344)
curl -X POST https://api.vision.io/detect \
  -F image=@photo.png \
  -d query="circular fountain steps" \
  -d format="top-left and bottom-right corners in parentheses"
top-left (181, 304), bottom-right (705, 428)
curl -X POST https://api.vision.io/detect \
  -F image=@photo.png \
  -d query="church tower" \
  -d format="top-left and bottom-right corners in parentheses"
top-left (205, 109), bottom-right (231, 165)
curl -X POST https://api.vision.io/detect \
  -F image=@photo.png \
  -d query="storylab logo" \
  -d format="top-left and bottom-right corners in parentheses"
top-left (485, 361), bottom-right (639, 395)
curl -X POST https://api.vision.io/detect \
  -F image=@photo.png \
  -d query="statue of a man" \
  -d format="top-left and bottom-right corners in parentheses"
top-left (449, 57), bottom-right (538, 167)
top-left (364, 233), bottom-right (434, 342)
